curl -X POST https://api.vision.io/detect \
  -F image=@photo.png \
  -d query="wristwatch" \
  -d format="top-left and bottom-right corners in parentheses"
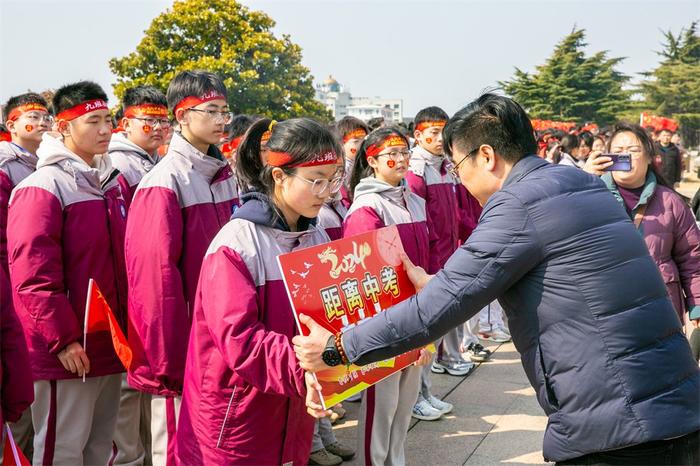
top-left (321, 335), bottom-right (343, 367)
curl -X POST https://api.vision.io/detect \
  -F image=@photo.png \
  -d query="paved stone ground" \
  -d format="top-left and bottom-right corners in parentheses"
top-left (330, 341), bottom-right (552, 466)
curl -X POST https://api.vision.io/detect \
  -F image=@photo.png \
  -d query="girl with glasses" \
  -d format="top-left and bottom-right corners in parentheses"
top-left (176, 117), bottom-right (343, 465)
top-left (344, 127), bottom-right (432, 466)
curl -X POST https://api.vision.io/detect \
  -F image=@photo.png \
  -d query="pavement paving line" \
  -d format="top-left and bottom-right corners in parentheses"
top-left (408, 342), bottom-right (507, 434)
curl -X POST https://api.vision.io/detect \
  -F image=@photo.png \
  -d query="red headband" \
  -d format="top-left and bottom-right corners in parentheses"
top-left (267, 150), bottom-right (338, 168)
top-left (342, 128), bottom-right (368, 143)
top-left (7, 103), bottom-right (49, 122)
top-left (415, 120), bottom-right (446, 132)
top-left (56, 99), bottom-right (108, 121)
top-left (365, 135), bottom-right (408, 158)
top-left (124, 104), bottom-right (169, 119)
top-left (173, 91), bottom-right (226, 114)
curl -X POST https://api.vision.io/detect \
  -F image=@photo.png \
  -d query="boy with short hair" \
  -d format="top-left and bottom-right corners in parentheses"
top-left (0, 92), bottom-right (52, 459)
top-left (406, 106), bottom-right (473, 421)
top-left (109, 85), bottom-right (170, 466)
top-left (125, 70), bottom-right (239, 466)
top-left (0, 93), bottom-right (52, 273)
top-left (109, 85), bottom-right (170, 204)
top-left (7, 81), bottom-right (129, 465)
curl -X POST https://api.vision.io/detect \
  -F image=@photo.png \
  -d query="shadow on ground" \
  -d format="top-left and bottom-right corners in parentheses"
top-left (331, 342), bottom-right (553, 466)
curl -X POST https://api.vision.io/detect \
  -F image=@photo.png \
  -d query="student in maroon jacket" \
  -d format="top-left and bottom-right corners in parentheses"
top-left (177, 118), bottom-right (342, 465)
top-left (125, 70), bottom-right (238, 466)
top-left (7, 81), bottom-right (129, 466)
top-left (0, 92), bottom-right (52, 457)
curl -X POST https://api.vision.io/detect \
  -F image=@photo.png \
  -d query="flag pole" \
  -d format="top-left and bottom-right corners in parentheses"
top-left (5, 422), bottom-right (22, 465)
top-left (82, 279), bottom-right (93, 383)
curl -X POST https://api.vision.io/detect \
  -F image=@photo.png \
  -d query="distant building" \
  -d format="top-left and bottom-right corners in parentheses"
top-left (315, 75), bottom-right (403, 123)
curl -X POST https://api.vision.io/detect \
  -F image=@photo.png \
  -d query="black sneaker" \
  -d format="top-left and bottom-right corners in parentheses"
top-left (466, 343), bottom-right (491, 363)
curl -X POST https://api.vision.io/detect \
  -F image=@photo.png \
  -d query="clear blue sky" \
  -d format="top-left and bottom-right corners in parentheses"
top-left (1, 0), bottom-right (697, 117)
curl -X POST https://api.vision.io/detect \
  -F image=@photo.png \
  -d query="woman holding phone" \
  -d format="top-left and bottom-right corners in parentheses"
top-left (586, 122), bottom-right (700, 329)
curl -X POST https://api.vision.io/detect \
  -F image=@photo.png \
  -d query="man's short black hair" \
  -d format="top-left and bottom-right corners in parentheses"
top-left (414, 106), bottom-right (449, 127)
top-left (443, 93), bottom-right (537, 164)
top-left (122, 85), bottom-right (167, 109)
top-left (53, 81), bottom-right (108, 116)
top-left (166, 70), bottom-right (227, 112)
top-left (5, 92), bottom-right (50, 119)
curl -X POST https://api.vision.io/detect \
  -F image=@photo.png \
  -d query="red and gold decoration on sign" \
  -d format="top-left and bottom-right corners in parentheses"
top-left (278, 225), bottom-right (422, 408)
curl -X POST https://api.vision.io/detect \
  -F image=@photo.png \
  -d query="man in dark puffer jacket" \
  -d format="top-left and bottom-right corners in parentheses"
top-left (295, 94), bottom-right (700, 465)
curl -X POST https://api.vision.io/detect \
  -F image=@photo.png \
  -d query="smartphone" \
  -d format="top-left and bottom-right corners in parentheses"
top-left (602, 153), bottom-right (632, 172)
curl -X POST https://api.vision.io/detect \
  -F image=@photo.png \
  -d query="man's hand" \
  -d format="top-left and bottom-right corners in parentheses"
top-left (583, 151), bottom-right (612, 176)
top-left (304, 372), bottom-right (333, 418)
top-left (401, 253), bottom-right (433, 292)
top-left (58, 342), bottom-right (90, 377)
top-left (293, 314), bottom-right (334, 372)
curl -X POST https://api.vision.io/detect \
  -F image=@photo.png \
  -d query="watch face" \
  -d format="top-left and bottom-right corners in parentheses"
top-left (322, 348), bottom-right (342, 367)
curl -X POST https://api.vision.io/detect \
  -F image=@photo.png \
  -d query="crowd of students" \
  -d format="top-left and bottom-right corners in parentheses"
top-left (0, 69), bottom-right (697, 466)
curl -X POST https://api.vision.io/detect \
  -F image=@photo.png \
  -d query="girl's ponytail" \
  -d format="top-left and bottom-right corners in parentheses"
top-left (236, 118), bottom-right (272, 193)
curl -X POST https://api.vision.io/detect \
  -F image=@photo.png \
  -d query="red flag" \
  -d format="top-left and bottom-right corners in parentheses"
top-left (2, 424), bottom-right (30, 466)
top-left (83, 279), bottom-right (132, 370)
top-left (640, 113), bottom-right (678, 132)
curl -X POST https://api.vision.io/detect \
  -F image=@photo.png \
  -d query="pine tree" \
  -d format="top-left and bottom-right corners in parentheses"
top-left (639, 21), bottom-right (700, 116)
top-left (500, 28), bottom-right (631, 125)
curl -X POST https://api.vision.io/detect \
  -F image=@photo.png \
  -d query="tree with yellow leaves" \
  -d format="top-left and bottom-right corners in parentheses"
top-left (109, 0), bottom-right (331, 120)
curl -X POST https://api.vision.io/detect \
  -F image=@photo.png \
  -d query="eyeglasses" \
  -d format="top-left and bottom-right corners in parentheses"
top-left (376, 149), bottom-right (411, 161)
top-left (131, 117), bottom-right (172, 129)
top-left (448, 146), bottom-right (480, 178)
top-left (187, 108), bottom-right (234, 124)
top-left (22, 112), bottom-right (54, 125)
top-left (291, 174), bottom-right (344, 196)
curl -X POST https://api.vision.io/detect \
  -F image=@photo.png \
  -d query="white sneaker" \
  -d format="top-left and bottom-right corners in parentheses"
top-left (432, 360), bottom-right (475, 376)
top-left (478, 328), bottom-right (511, 343)
top-left (427, 395), bottom-right (453, 414)
top-left (496, 323), bottom-right (512, 337)
top-left (412, 399), bottom-right (442, 421)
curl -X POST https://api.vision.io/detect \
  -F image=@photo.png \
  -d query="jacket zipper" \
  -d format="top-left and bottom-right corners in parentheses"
top-left (216, 386), bottom-right (237, 448)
